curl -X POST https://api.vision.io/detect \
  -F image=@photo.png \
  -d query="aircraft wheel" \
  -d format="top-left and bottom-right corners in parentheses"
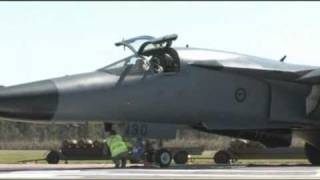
top-left (214, 150), bottom-right (232, 164)
top-left (46, 150), bottom-right (60, 164)
top-left (155, 149), bottom-right (172, 168)
top-left (305, 143), bottom-right (320, 165)
top-left (173, 150), bottom-right (189, 164)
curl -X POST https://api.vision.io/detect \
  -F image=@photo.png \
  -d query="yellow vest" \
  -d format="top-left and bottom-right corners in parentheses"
top-left (105, 135), bottom-right (128, 158)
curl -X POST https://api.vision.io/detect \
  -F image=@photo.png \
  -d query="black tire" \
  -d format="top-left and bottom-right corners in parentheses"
top-left (155, 149), bottom-right (172, 168)
top-left (305, 143), bottom-right (320, 165)
top-left (214, 150), bottom-right (231, 164)
top-left (173, 151), bottom-right (188, 164)
top-left (46, 150), bottom-right (60, 164)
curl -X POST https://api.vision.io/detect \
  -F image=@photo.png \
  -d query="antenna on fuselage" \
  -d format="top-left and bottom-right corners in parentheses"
top-left (280, 55), bottom-right (287, 62)
top-left (122, 38), bottom-right (125, 51)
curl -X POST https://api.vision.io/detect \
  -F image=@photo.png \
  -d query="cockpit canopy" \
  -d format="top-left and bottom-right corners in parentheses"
top-left (99, 34), bottom-right (180, 76)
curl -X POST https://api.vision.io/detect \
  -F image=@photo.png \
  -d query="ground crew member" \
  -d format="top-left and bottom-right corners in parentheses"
top-left (104, 130), bottom-right (129, 168)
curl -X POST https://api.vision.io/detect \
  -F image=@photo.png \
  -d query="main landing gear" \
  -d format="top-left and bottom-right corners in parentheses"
top-left (143, 140), bottom-right (189, 168)
top-left (146, 148), bottom-right (189, 168)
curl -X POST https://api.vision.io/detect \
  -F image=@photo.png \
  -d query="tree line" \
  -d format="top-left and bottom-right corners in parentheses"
top-left (0, 120), bottom-right (232, 150)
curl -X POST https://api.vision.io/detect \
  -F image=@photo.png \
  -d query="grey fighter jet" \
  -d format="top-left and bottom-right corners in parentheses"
top-left (1, 34), bottom-right (320, 166)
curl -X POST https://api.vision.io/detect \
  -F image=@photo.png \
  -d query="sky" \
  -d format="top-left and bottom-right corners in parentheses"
top-left (0, 2), bottom-right (320, 85)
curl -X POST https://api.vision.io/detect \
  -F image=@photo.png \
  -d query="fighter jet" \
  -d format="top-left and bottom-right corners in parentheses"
top-left (1, 34), bottom-right (320, 166)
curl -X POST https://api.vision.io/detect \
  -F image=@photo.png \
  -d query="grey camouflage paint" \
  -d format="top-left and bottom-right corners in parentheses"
top-left (1, 35), bottom-right (320, 150)
top-left (0, 47), bottom-right (317, 127)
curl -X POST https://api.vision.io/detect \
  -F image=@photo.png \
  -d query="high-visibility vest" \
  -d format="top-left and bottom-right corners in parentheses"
top-left (105, 135), bottom-right (128, 158)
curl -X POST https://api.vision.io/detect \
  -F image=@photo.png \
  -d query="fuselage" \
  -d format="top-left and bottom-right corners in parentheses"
top-left (0, 47), bottom-right (317, 130)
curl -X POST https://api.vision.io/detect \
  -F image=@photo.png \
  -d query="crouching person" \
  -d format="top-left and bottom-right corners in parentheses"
top-left (104, 130), bottom-right (129, 168)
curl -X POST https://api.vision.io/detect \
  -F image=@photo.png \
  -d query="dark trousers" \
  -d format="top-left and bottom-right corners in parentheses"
top-left (112, 151), bottom-right (128, 168)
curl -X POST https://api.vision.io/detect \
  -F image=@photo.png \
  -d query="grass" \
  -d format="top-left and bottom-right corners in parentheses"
top-left (189, 155), bottom-right (309, 165)
top-left (0, 150), bottom-right (48, 164)
top-left (0, 141), bottom-right (60, 150)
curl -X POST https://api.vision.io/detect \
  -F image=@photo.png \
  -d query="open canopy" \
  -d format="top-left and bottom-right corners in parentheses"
top-left (115, 34), bottom-right (178, 56)
top-left (99, 34), bottom-right (180, 76)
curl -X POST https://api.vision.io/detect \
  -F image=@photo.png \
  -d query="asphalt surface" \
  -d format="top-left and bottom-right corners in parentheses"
top-left (0, 164), bottom-right (319, 179)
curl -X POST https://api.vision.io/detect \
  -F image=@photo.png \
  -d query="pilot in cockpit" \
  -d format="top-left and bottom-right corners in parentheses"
top-left (150, 56), bottom-right (164, 73)
top-left (149, 50), bottom-right (179, 74)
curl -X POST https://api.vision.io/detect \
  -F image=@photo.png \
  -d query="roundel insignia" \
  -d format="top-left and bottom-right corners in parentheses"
top-left (235, 88), bottom-right (247, 103)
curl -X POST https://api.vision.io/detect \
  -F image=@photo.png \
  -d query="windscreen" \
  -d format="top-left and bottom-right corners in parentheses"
top-left (99, 58), bottom-right (129, 75)
top-left (98, 56), bottom-right (147, 76)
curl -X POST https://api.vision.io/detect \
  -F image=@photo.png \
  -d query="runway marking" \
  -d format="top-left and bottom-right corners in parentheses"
top-left (0, 170), bottom-right (83, 179)
top-left (0, 168), bottom-right (319, 179)
top-left (0, 166), bottom-right (320, 179)
top-left (315, 169), bottom-right (320, 176)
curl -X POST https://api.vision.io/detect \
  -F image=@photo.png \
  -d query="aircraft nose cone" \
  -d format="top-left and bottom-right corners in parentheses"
top-left (0, 80), bottom-right (58, 121)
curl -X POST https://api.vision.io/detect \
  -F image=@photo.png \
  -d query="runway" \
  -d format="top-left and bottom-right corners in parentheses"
top-left (0, 164), bottom-right (319, 179)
